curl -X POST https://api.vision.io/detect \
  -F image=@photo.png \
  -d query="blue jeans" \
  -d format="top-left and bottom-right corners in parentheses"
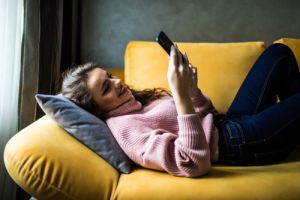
top-left (214, 43), bottom-right (300, 165)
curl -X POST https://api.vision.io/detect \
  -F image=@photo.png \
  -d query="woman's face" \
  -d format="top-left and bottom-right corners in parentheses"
top-left (87, 67), bottom-right (133, 113)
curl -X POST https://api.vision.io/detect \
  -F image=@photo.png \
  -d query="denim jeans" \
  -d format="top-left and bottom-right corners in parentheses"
top-left (214, 43), bottom-right (300, 165)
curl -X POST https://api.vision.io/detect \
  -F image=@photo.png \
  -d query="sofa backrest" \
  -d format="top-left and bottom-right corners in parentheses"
top-left (124, 41), bottom-right (266, 113)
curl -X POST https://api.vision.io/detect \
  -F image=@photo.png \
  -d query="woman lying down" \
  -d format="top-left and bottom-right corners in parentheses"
top-left (60, 44), bottom-right (300, 177)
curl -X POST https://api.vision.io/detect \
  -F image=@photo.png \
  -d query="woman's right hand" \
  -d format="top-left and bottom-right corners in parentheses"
top-left (167, 45), bottom-right (193, 98)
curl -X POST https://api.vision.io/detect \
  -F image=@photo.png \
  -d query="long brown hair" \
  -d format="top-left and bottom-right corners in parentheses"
top-left (58, 62), bottom-right (171, 117)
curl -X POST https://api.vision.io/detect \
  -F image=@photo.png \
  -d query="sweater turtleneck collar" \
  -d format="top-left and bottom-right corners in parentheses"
top-left (104, 96), bottom-right (142, 118)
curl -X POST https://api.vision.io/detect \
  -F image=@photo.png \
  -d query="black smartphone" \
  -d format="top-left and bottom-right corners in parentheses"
top-left (156, 31), bottom-right (185, 59)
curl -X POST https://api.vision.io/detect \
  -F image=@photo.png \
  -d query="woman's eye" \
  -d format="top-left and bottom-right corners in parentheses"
top-left (104, 84), bottom-right (110, 94)
top-left (102, 72), bottom-right (113, 95)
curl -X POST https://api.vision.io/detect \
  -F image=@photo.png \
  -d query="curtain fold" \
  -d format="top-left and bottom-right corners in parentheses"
top-left (19, 0), bottom-right (80, 129)
top-left (19, 0), bottom-right (63, 129)
top-left (18, 0), bottom-right (41, 130)
top-left (0, 0), bottom-right (24, 199)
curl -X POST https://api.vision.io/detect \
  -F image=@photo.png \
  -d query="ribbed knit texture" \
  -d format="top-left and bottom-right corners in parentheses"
top-left (105, 89), bottom-right (219, 177)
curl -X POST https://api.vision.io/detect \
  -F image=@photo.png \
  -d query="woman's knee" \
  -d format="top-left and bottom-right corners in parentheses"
top-left (266, 43), bottom-right (294, 57)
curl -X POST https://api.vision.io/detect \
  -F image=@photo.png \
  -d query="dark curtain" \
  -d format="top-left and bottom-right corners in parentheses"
top-left (19, 0), bottom-right (81, 129)
top-left (17, 0), bottom-right (81, 199)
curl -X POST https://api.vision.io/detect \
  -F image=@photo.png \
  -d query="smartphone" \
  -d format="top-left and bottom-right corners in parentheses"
top-left (156, 31), bottom-right (185, 59)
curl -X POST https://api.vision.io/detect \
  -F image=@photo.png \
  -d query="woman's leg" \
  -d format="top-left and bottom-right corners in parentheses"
top-left (227, 43), bottom-right (300, 118)
top-left (238, 92), bottom-right (300, 164)
top-left (217, 43), bottom-right (300, 165)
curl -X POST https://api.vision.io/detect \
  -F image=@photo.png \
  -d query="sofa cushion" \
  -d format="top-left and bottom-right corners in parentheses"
top-left (115, 146), bottom-right (300, 200)
top-left (35, 94), bottom-right (133, 173)
top-left (125, 41), bottom-right (266, 113)
top-left (274, 38), bottom-right (300, 69)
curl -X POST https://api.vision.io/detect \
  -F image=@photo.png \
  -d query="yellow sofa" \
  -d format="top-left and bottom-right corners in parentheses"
top-left (4, 39), bottom-right (300, 200)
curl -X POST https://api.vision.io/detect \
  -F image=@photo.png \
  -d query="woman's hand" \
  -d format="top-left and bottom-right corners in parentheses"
top-left (188, 62), bottom-right (200, 98)
top-left (167, 45), bottom-right (195, 114)
top-left (167, 45), bottom-right (192, 97)
top-left (167, 45), bottom-right (199, 98)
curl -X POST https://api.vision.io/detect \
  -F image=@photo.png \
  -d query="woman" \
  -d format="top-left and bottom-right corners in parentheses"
top-left (60, 43), bottom-right (300, 177)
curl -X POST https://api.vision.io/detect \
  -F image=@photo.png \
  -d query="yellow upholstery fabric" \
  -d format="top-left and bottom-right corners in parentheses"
top-left (4, 116), bottom-right (119, 200)
top-left (125, 41), bottom-right (266, 113)
top-left (274, 38), bottom-right (300, 67)
top-left (115, 147), bottom-right (300, 200)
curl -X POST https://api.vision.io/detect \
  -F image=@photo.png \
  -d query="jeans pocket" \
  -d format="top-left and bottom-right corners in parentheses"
top-left (225, 121), bottom-right (244, 145)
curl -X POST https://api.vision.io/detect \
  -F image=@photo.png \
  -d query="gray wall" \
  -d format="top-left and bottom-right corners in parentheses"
top-left (81, 0), bottom-right (300, 68)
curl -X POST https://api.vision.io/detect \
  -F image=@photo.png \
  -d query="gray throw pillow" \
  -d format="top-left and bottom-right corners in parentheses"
top-left (35, 93), bottom-right (132, 173)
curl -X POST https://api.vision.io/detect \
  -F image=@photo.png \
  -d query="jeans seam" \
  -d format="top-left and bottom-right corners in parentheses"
top-left (254, 56), bottom-right (288, 114)
top-left (234, 122), bottom-right (246, 144)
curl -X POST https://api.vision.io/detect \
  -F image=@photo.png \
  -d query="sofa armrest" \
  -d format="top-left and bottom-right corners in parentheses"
top-left (4, 115), bottom-right (119, 200)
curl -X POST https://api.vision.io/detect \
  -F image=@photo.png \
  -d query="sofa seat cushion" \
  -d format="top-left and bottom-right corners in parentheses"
top-left (114, 146), bottom-right (300, 200)
top-left (125, 41), bottom-right (266, 113)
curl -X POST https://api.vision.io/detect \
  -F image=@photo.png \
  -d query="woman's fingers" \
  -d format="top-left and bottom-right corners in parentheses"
top-left (173, 45), bottom-right (194, 76)
top-left (175, 44), bottom-right (182, 66)
top-left (193, 66), bottom-right (197, 74)
top-left (189, 64), bottom-right (196, 72)
top-left (183, 52), bottom-right (187, 65)
top-left (184, 52), bottom-right (189, 65)
top-left (188, 63), bottom-right (196, 72)
top-left (169, 45), bottom-right (177, 68)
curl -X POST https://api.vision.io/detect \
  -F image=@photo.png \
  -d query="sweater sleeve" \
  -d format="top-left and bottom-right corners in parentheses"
top-left (190, 88), bottom-right (218, 116)
top-left (140, 114), bottom-right (211, 177)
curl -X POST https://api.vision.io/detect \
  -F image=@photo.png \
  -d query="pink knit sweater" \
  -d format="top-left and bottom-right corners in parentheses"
top-left (104, 89), bottom-right (219, 177)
